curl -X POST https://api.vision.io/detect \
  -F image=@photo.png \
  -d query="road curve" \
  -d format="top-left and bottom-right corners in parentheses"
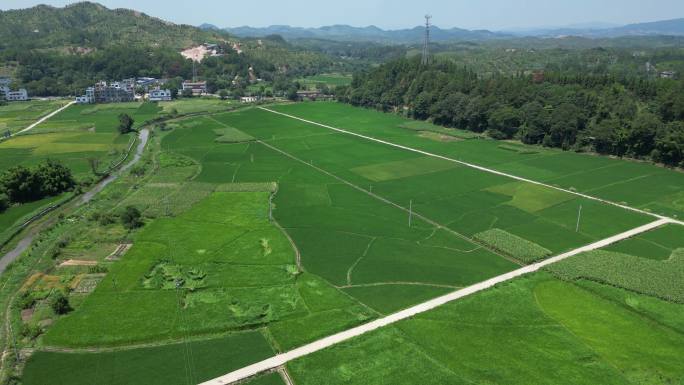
top-left (199, 218), bottom-right (672, 385)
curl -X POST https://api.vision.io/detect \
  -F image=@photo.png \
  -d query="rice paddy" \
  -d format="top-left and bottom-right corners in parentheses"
top-left (11, 100), bottom-right (684, 385)
top-left (0, 100), bottom-right (68, 136)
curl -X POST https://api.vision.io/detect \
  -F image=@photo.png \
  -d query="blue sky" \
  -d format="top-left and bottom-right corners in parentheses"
top-left (2, 0), bottom-right (684, 30)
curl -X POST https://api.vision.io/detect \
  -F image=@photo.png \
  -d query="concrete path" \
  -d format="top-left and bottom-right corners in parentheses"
top-left (259, 107), bottom-right (684, 226)
top-left (10, 101), bottom-right (75, 137)
top-left (199, 217), bottom-right (671, 385)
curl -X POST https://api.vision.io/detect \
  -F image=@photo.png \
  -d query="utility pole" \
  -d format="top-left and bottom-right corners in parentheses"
top-left (576, 204), bottom-right (583, 232)
top-left (409, 200), bottom-right (413, 227)
top-left (421, 15), bottom-right (432, 66)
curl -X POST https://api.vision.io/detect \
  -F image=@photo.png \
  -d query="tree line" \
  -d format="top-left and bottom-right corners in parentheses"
top-left (0, 160), bottom-right (75, 213)
top-left (335, 57), bottom-right (684, 167)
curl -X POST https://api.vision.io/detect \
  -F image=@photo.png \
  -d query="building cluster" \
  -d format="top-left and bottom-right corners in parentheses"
top-left (76, 77), bottom-right (172, 104)
top-left (181, 81), bottom-right (207, 96)
top-left (646, 62), bottom-right (678, 79)
top-left (0, 77), bottom-right (29, 101)
top-left (295, 90), bottom-right (333, 101)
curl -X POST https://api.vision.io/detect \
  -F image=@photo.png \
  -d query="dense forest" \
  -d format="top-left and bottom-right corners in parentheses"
top-left (0, 161), bottom-right (75, 213)
top-left (336, 57), bottom-right (684, 167)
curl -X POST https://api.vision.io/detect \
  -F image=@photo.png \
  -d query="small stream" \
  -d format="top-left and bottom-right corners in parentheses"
top-left (0, 128), bottom-right (150, 274)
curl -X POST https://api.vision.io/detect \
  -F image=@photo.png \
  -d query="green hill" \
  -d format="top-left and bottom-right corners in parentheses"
top-left (0, 2), bottom-right (228, 50)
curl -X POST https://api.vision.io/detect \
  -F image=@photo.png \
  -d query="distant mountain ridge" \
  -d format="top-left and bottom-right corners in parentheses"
top-left (208, 18), bottom-right (684, 43)
top-left (208, 24), bottom-right (508, 43)
top-left (505, 18), bottom-right (684, 38)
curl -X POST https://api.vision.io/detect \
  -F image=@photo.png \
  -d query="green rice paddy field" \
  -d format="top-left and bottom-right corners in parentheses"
top-left (272, 102), bottom-right (684, 220)
top-left (0, 102), bottom-right (162, 240)
top-left (23, 332), bottom-right (276, 385)
top-left (286, 223), bottom-right (684, 385)
top-left (0, 100), bottom-right (68, 135)
top-left (0, 102), bottom-right (160, 177)
top-left (15, 101), bottom-right (684, 384)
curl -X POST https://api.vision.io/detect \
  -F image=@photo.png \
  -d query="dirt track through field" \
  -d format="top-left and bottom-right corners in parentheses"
top-left (258, 107), bottom-right (684, 227)
top-left (10, 101), bottom-right (75, 138)
top-left (200, 217), bottom-right (672, 385)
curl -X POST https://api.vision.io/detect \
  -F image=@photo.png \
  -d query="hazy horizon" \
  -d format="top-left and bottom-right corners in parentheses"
top-left (1, 0), bottom-right (684, 31)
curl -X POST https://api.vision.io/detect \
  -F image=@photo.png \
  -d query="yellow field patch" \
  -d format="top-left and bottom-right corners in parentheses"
top-left (417, 131), bottom-right (462, 142)
top-left (0, 132), bottom-right (112, 155)
top-left (351, 156), bottom-right (458, 182)
top-left (486, 181), bottom-right (574, 213)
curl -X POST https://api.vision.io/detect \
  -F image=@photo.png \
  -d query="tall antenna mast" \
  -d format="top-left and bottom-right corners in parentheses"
top-left (421, 15), bottom-right (432, 66)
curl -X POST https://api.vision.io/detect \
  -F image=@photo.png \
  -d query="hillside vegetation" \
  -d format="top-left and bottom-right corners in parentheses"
top-left (337, 57), bottom-right (684, 167)
top-left (0, 2), bottom-right (225, 50)
top-left (0, 3), bottom-right (334, 96)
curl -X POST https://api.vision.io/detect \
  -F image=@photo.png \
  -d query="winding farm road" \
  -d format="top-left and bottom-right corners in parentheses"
top-left (200, 217), bottom-right (672, 385)
top-left (258, 107), bottom-right (684, 227)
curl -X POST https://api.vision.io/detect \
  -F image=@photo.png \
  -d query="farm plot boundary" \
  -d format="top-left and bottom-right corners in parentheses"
top-left (200, 218), bottom-right (672, 385)
top-left (258, 107), bottom-right (684, 227)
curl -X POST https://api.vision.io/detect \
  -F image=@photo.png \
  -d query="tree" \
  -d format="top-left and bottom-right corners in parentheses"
top-left (118, 113), bottom-right (134, 134)
top-left (0, 192), bottom-right (9, 213)
top-left (35, 160), bottom-right (76, 196)
top-left (520, 101), bottom-right (549, 144)
top-left (181, 88), bottom-right (193, 98)
top-left (286, 87), bottom-right (299, 101)
top-left (50, 291), bottom-right (72, 315)
top-left (652, 122), bottom-right (684, 166)
top-left (626, 112), bottom-right (660, 157)
top-left (219, 89), bottom-right (229, 100)
top-left (120, 206), bottom-right (143, 229)
top-left (0, 166), bottom-right (36, 203)
top-left (586, 118), bottom-right (621, 154)
top-left (487, 106), bottom-right (521, 139)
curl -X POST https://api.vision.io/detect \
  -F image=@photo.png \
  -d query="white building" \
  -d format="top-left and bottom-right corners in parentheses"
top-left (1, 87), bottom-right (28, 101)
top-left (182, 81), bottom-right (207, 96)
top-left (240, 96), bottom-right (258, 103)
top-left (149, 89), bottom-right (172, 102)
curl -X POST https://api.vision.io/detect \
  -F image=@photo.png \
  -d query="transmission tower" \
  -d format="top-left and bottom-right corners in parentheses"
top-left (421, 15), bottom-right (432, 66)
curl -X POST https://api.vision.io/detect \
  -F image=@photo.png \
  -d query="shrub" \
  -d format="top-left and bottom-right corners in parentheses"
top-left (50, 291), bottom-right (72, 315)
top-left (547, 249), bottom-right (684, 303)
top-left (20, 323), bottom-right (43, 340)
top-left (118, 113), bottom-right (134, 134)
top-left (0, 192), bottom-right (9, 213)
top-left (474, 228), bottom-right (551, 263)
top-left (120, 206), bottom-right (143, 229)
